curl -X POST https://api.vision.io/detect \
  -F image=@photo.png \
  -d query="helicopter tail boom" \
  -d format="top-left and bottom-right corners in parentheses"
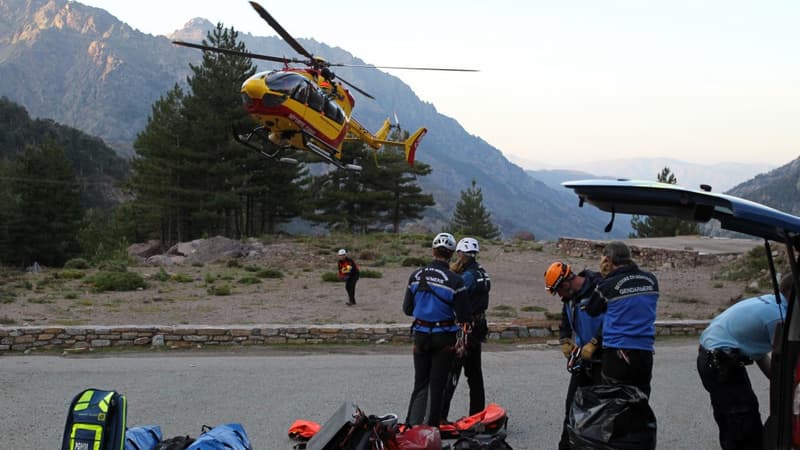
top-left (402, 128), bottom-right (427, 166)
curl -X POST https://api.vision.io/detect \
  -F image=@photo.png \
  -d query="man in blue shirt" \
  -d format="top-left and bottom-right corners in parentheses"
top-left (545, 261), bottom-right (604, 450)
top-left (403, 232), bottom-right (471, 426)
top-left (585, 241), bottom-right (659, 397)
top-left (697, 274), bottom-right (793, 450)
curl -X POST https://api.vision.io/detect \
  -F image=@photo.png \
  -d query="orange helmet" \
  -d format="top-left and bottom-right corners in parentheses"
top-left (544, 262), bottom-right (572, 295)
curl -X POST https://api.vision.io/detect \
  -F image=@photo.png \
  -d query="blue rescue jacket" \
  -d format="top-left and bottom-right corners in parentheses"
top-left (403, 259), bottom-right (470, 333)
top-left (560, 270), bottom-right (604, 347)
top-left (586, 264), bottom-right (659, 351)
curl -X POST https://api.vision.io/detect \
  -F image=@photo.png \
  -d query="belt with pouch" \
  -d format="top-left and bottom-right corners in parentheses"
top-left (699, 345), bottom-right (754, 367)
top-left (414, 319), bottom-right (455, 328)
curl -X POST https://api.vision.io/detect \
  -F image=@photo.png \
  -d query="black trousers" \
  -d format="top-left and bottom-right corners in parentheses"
top-left (345, 275), bottom-right (358, 304)
top-left (406, 331), bottom-right (457, 426)
top-left (601, 348), bottom-right (653, 398)
top-left (697, 347), bottom-right (763, 450)
top-left (559, 360), bottom-right (603, 450)
top-left (441, 340), bottom-right (485, 421)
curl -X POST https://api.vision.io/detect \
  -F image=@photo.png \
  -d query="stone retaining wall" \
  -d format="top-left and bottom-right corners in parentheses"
top-left (556, 238), bottom-right (736, 268)
top-left (0, 321), bottom-right (709, 353)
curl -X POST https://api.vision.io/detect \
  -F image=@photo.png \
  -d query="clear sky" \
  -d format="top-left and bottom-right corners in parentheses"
top-left (77, 0), bottom-right (800, 168)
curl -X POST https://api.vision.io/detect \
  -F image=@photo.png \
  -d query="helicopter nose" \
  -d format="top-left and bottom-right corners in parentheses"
top-left (241, 77), bottom-right (267, 103)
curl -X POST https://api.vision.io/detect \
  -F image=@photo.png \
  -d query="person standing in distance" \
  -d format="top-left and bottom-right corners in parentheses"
top-left (584, 241), bottom-right (659, 397)
top-left (337, 249), bottom-right (359, 306)
top-left (403, 232), bottom-right (471, 426)
top-left (441, 237), bottom-right (491, 422)
top-left (697, 274), bottom-right (793, 450)
top-left (544, 261), bottom-right (604, 450)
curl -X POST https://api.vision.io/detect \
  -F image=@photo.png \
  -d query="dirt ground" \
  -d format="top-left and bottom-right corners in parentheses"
top-left (0, 237), bottom-right (759, 327)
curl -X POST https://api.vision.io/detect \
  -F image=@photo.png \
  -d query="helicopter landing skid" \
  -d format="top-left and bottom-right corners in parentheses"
top-left (302, 134), bottom-right (362, 172)
top-left (232, 126), bottom-right (298, 164)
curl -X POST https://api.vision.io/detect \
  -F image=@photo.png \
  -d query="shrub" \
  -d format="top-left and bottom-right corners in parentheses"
top-left (204, 272), bottom-right (216, 284)
top-left (256, 268), bottom-right (283, 279)
top-left (56, 269), bottom-right (85, 280)
top-left (208, 284), bottom-right (232, 296)
top-left (0, 290), bottom-right (16, 304)
top-left (171, 273), bottom-right (193, 283)
top-left (360, 270), bottom-right (383, 279)
top-left (244, 265), bottom-right (261, 272)
top-left (321, 272), bottom-right (341, 282)
top-left (97, 260), bottom-right (128, 273)
top-left (545, 311), bottom-right (563, 321)
top-left (0, 316), bottom-right (16, 325)
top-left (153, 268), bottom-right (170, 282)
top-left (402, 257), bottom-right (429, 267)
top-left (226, 259), bottom-right (241, 268)
top-left (359, 250), bottom-right (379, 261)
top-left (238, 276), bottom-right (261, 285)
top-left (64, 292), bottom-right (78, 300)
top-left (64, 258), bottom-right (90, 269)
top-left (512, 231), bottom-right (536, 241)
top-left (88, 271), bottom-right (146, 292)
top-left (520, 305), bottom-right (547, 312)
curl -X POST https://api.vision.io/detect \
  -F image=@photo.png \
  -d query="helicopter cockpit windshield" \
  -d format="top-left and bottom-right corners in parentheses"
top-left (265, 72), bottom-right (306, 96)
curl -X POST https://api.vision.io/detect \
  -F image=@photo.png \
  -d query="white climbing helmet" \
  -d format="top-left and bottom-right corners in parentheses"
top-left (456, 237), bottom-right (480, 253)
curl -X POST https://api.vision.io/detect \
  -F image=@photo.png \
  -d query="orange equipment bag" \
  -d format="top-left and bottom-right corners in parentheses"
top-left (438, 403), bottom-right (508, 439)
top-left (287, 419), bottom-right (321, 441)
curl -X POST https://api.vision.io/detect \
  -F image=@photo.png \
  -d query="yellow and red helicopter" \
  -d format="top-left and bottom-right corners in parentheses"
top-left (173, 1), bottom-right (476, 171)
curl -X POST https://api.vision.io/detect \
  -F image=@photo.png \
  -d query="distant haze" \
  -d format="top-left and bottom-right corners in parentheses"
top-left (514, 156), bottom-right (774, 193)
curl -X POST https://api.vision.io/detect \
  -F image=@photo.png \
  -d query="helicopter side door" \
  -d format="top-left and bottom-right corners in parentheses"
top-left (300, 82), bottom-right (343, 146)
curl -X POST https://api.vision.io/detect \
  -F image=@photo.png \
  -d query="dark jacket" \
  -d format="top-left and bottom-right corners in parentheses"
top-left (462, 259), bottom-right (490, 316)
top-left (586, 264), bottom-right (659, 351)
top-left (403, 259), bottom-right (471, 333)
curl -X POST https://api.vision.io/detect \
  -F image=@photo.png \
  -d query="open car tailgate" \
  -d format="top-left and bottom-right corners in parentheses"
top-left (562, 179), bottom-right (800, 241)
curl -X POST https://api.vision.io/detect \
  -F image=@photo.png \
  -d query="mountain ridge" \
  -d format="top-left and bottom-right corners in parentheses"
top-left (4, 0), bottom-right (785, 239)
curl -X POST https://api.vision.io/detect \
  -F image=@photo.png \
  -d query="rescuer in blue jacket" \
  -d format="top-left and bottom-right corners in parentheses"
top-left (545, 261), bottom-right (605, 450)
top-left (585, 241), bottom-right (659, 398)
top-left (403, 232), bottom-right (471, 426)
top-left (441, 237), bottom-right (492, 422)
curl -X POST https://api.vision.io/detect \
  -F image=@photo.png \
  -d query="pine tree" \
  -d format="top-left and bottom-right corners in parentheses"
top-left (362, 147), bottom-right (434, 233)
top-left (7, 142), bottom-right (83, 267)
top-left (449, 180), bottom-right (500, 239)
top-left (308, 143), bottom-right (435, 233)
top-left (307, 144), bottom-right (384, 233)
top-left (630, 166), bottom-right (701, 237)
top-left (243, 148), bottom-right (311, 235)
top-left (130, 85), bottom-right (190, 243)
top-left (179, 23), bottom-right (257, 238)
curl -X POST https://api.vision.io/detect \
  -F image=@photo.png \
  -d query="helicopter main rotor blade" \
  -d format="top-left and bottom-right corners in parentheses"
top-left (249, 1), bottom-right (313, 60)
top-left (335, 76), bottom-right (375, 100)
top-left (172, 40), bottom-right (300, 65)
top-left (328, 63), bottom-right (479, 72)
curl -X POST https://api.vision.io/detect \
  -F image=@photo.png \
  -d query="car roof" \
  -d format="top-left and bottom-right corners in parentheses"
top-left (562, 179), bottom-right (800, 243)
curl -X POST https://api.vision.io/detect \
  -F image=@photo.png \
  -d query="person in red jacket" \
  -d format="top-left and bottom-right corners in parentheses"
top-left (337, 249), bottom-right (360, 306)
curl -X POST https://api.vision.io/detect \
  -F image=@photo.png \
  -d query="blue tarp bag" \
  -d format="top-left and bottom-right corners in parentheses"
top-left (185, 423), bottom-right (252, 450)
top-left (124, 425), bottom-right (163, 450)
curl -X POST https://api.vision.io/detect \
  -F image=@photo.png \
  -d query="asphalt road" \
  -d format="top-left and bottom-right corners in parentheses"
top-left (1, 338), bottom-right (768, 449)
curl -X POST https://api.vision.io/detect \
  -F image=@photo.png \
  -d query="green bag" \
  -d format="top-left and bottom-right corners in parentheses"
top-left (61, 388), bottom-right (128, 450)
